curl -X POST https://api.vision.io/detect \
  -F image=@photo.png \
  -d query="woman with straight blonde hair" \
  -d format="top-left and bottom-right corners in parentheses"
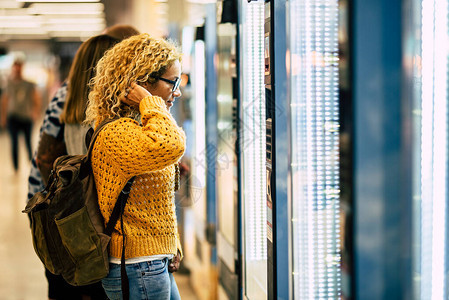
top-left (60, 34), bottom-right (120, 154)
top-left (85, 33), bottom-right (185, 300)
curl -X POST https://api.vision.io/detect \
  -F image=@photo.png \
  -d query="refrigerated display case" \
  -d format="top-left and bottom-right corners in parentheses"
top-left (188, 31), bottom-right (218, 300)
top-left (238, 1), bottom-right (267, 299)
top-left (409, 0), bottom-right (449, 298)
top-left (216, 21), bottom-right (239, 300)
top-left (288, 0), bottom-right (342, 298)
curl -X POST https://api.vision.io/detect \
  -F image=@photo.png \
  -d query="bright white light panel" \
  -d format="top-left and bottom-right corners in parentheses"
top-left (290, 0), bottom-right (341, 298)
top-left (0, 2), bottom-right (106, 40)
top-left (241, 1), bottom-right (267, 262)
top-left (192, 40), bottom-right (207, 192)
top-left (419, 0), bottom-right (448, 299)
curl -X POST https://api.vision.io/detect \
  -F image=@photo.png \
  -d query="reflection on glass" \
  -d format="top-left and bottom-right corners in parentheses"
top-left (216, 23), bottom-right (237, 262)
top-left (417, 1), bottom-right (448, 299)
top-left (289, 0), bottom-right (342, 298)
top-left (337, 0), bottom-right (351, 298)
top-left (191, 40), bottom-right (207, 218)
top-left (240, 0), bottom-right (267, 298)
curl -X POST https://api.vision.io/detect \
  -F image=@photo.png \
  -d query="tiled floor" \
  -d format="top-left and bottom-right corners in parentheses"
top-left (0, 129), bottom-right (198, 299)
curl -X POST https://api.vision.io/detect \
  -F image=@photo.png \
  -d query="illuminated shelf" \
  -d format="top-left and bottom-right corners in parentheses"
top-left (418, 0), bottom-right (448, 299)
top-left (289, 0), bottom-right (341, 298)
top-left (240, 1), bottom-right (267, 299)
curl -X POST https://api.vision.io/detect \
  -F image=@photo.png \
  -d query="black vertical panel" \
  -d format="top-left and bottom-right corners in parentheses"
top-left (265, 0), bottom-right (290, 299)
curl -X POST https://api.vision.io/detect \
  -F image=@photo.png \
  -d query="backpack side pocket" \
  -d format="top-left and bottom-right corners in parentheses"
top-left (31, 210), bottom-right (64, 275)
top-left (55, 206), bottom-right (110, 286)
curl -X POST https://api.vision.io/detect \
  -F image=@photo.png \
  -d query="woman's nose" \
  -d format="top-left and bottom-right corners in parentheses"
top-left (173, 88), bottom-right (182, 98)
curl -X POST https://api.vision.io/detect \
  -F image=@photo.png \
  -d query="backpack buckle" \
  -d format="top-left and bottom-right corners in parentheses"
top-left (121, 178), bottom-right (134, 194)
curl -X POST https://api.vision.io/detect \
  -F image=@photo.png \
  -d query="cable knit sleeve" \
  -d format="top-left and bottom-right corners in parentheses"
top-left (93, 96), bottom-right (186, 177)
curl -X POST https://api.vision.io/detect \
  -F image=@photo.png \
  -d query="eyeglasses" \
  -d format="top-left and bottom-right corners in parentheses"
top-left (157, 77), bottom-right (182, 92)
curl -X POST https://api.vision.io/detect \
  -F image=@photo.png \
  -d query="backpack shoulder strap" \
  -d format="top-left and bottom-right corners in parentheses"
top-left (86, 118), bottom-right (117, 160)
top-left (104, 176), bottom-right (135, 236)
top-left (79, 118), bottom-right (117, 179)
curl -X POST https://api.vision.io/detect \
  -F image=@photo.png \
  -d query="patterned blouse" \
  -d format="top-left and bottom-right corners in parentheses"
top-left (27, 82), bottom-right (67, 201)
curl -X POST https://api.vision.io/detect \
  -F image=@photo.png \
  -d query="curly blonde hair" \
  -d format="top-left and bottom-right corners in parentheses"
top-left (84, 33), bottom-right (182, 126)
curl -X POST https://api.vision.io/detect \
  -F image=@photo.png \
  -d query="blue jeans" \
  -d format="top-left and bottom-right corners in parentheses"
top-left (101, 258), bottom-right (181, 300)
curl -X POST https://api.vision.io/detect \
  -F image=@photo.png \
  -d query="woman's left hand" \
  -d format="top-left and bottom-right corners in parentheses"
top-left (168, 251), bottom-right (181, 273)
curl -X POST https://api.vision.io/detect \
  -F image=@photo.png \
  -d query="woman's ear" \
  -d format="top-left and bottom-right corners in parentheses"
top-left (137, 80), bottom-right (149, 89)
top-left (138, 81), bottom-right (155, 96)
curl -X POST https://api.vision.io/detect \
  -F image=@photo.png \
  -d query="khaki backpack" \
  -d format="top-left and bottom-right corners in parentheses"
top-left (23, 119), bottom-right (134, 288)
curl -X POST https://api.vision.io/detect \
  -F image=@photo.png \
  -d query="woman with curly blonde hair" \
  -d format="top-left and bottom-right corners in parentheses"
top-left (85, 33), bottom-right (185, 300)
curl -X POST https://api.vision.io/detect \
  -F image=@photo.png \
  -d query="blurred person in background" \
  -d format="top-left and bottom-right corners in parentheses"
top-left (84, 33), bottom-right (185, 300)
top-left (27, 25), bottom-right (139, 300)
top-left (1, 58), bottom-right (41, 172)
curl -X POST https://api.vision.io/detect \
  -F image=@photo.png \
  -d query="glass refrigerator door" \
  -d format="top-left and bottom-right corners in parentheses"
top-left (239, 1), bottom-right (267, 299)
top-left (413, 0), bottom-right (449, 298)
top-left (216, 22), bottom-right (239, 299)
top-left (289, 0), bottom-right (342, 298)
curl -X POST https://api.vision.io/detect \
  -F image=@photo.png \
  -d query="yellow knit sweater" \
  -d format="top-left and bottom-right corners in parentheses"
top-left (91, 96), bottom-right (186, 259)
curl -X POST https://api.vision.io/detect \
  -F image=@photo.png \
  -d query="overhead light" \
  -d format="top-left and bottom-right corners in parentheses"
top-left (36, 12), bottom-right (105, 18)
top-left (0, 8), bottom-right (28, 15)
top-left (1, 1), bottom-right (106, 41)
top-left (44, 17), bottom-right (105, 25)
top-left (49, 30), bottom-right (101, 38)
top-left (186, 0), bottom-right (215, 4)
top-left (49, 31), bottom-right (99, 36)
top-left (16, 0), bottom-right (100, 2)
top-left (0, 21), bottom-right (41, 27)
top-left (28, 3), bottom-right (104, 15)
top-left (0, 15), bottom-right (41, 22)
top-left (0, 0), bottom-right (21, 8)
top-left (0, 27), bottom-right (47, 35)
top-left (31, 10), bottom-right (104, 16)
top-left (0, 15), bottom-right (42, 27)
top-left (46, 24), bottom-right (105, 31)
top-left (0, 34), bottom-right (49, 40)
